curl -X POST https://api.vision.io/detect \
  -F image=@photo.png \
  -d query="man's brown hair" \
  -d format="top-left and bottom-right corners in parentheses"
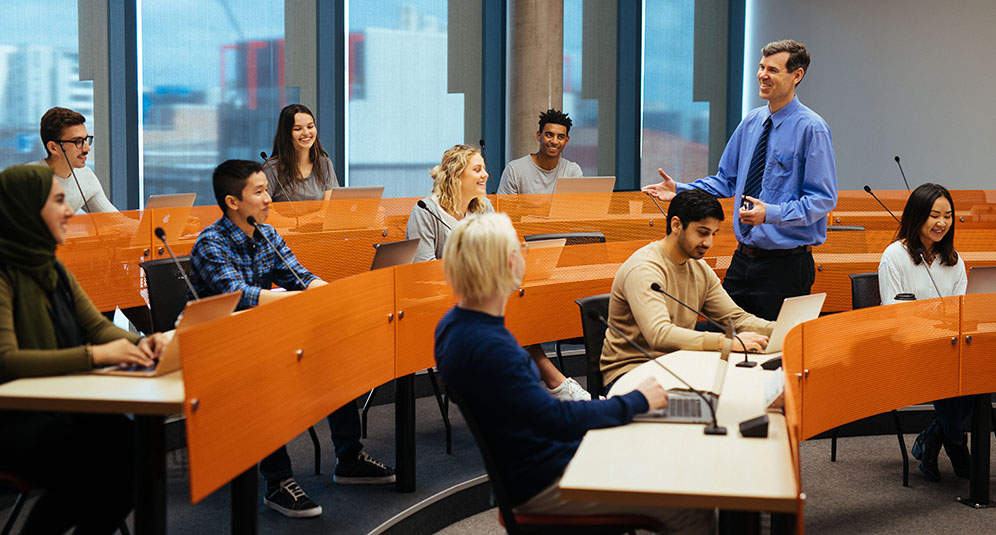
top-left (39, 107), bottom-right (86, 156)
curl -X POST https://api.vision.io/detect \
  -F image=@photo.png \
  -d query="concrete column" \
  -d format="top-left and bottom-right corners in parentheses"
top-left (508, 0), bottom-right (563, 160)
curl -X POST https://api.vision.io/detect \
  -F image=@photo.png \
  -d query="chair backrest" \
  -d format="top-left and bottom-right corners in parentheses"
top-left (446, 387), bottom-right (525, 534)
top-left (523, 232), bottom-right (606, 246)
top-left (849, 272), bottom-right (881, 310)
top-left (575, 294), bottom-right (610, 397)
top-left (140, 257), bottom-right (192, 332)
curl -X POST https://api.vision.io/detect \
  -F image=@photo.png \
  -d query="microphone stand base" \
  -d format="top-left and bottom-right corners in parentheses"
top-left (736, 360), bottom-right (758, 368)
top-left (704, 425), bottom-right (728, 436)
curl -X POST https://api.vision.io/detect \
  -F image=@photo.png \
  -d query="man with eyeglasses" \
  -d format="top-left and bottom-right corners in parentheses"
top-left (30, 107), bottom-right (115, 213)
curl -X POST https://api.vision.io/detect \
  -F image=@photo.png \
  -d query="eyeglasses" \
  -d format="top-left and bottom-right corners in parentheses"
top-left (55, 136), bottom-right (94, 149)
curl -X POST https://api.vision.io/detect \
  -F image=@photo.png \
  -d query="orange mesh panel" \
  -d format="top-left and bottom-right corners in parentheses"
top-left (394, 260), bottom-right (456, 377)
top-left (57, 211), bottom-right (148, 311)
top-left (960, 293), bottom-right (996, 396)
top-left (180, 268), bottom-right (396, 502)
top-left (798, 297), bottom-right (961, 440)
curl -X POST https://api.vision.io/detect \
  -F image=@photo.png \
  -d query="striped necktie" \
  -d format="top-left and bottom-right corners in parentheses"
top-left (739, 116), bottom-right (772, 237)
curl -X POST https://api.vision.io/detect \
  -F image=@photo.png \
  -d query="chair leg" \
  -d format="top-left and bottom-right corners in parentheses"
top-left (555, 341), bottom-right (566, 372)
top-left (426, 368), bottom-right (452, 454)
top-left (990, 405), bottom-right (996, 442)
top-left (360, 387), bottom-right (378, 439)
top-left (119, 519), bottom-right (132, 535)
top-left (1, 492), bottom-right (26, 535)
top-left (830, 426), bottom-right (839, 462)
top-left (891, 409), bottom-right (909, 487)
top-left (307, 426), bottom-right (321, 475)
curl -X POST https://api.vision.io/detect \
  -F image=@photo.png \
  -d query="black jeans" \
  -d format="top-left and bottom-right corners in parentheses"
top-left (0, 411), bottom-right (134, 535)
top-left (259, 401), bottom-right (363, 482)
top-left (722, 248), bottom-right (816, 321)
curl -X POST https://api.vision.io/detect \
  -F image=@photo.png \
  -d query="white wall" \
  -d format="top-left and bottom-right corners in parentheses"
top-left (746, 0), bottom-right (996, 191)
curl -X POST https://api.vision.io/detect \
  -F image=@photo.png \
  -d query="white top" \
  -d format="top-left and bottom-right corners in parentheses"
top-left (29, 159), bottom-right (116, 214)
top-left (878, 241), bottom-right (967, 304)
top-left (497, 154), bottom-right (583, 194)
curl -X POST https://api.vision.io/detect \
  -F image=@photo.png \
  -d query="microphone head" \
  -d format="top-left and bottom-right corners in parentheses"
top-left (154, 227), bottom-right (167, 240)
top-left (417, 200), bottom-right (428, 209)
top-left (478, 139), bottom-right (486, 148)
top-left (894, 155), bottom-right (901, 163)
top-left (260, 151), bottom-right (268, 161)
top-left (246, 215), bottom-right (258, 227)
top-left (863, 185), bottom-right (872, 193)
top-left (650, 282), bottom-right (662, 292)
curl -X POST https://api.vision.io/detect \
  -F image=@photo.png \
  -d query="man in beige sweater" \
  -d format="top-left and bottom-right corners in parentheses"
top-left (601, 189), bottom-right (775, 389)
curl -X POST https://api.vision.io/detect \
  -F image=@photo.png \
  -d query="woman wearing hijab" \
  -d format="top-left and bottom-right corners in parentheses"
top-left (0, 165), bottom-right (168, 534)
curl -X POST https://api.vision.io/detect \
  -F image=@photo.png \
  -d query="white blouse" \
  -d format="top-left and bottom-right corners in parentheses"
top-left (878, 241), bottom-right (967, 304)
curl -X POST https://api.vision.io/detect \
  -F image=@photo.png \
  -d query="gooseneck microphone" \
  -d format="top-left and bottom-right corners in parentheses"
top-left (646, 193), bottom-right (667, 217)
top-left (915, 248), bottom-right (943, 298)
top-left (893, 156), bottom-right (911, 191)
top-left (245, 215), bottom-right (308, 290)
top-left (260, 151), bottom-right (292, 202)
top-left (586, 310), bottom-right (726, 435)
top-left (862, 185), bottom-right (901, 225)
top-left (58, 142), bottom-right (91, 213)
top-left (154, 226), bottom-right (199, 300)
top-left (649, 283), bottom-right (752, 366)
top-left (417, 200), bottom-right (452, 231)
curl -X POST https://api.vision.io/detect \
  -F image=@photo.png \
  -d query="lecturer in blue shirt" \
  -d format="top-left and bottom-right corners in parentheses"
top-left (644, 39), bottom-right (838, 320)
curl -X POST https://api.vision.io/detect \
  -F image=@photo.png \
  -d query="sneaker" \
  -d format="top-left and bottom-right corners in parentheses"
top-left (943, 437), bottom-right (971, 479)
top-left (263, 478), bottom-right (322, 518)
top-left (548, 377), bottom-right (591, 401)
top-left (334, 451), bottom-right (396, 484)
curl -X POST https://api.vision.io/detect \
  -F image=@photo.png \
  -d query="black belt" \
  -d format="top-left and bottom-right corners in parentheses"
top-left (736, 243), bottom-right (812, 258)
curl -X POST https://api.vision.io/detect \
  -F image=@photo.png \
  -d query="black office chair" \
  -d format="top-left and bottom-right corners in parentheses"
top-left (524, 233), bottom-right (607, 372)
top-left (829, 272), bottom-right (910, 486)
top-left (575, 294), bottom-right (611, 398)
top-left (446, 388), bottom-right (660, 535)
top-left (140, 258), bottom-right (326, 474)
top-left (0, 472), bottom-right (130, 535)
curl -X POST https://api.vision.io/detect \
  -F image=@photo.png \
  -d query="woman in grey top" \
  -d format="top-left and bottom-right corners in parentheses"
top-left (263, 104), bottom-right (340, 202)
top-left (406, 145), bottom-right (589, 401)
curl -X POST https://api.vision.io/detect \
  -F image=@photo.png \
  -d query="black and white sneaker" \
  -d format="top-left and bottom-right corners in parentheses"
top-left (333, 451), bottom-right (396, 484)
top-left (263, 478), bottom-right (322, 518)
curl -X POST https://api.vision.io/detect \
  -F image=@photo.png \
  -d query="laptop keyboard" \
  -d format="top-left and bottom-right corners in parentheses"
top-left (666, 395), bottom-right (702, 418)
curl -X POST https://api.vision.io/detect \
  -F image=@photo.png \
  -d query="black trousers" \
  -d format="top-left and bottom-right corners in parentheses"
top-left (0, 411), bottom-right (134, 535)
top-left (722, 248), bottom-right (816, 321)
top-left (259, 401), bottom-right (363, 482)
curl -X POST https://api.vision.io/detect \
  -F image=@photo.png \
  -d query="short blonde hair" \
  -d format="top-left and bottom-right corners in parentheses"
top-left (443, 212), bottom-right (520, 301)
top-left (431, 144), bottom-right (487, 218)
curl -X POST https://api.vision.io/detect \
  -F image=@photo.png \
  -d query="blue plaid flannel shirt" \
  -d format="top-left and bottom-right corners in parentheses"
top-left (188, 216), bottom-right (318, 310)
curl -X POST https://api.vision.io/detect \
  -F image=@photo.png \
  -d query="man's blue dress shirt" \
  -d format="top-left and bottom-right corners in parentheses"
top-left (677, 96), bottom-right (838, 249)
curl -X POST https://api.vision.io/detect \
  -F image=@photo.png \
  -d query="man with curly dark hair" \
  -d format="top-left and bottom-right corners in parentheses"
top-left (498, 108), bottom-right (582, 194)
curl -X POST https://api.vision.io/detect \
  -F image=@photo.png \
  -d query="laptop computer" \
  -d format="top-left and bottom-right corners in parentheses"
top-left (762, 293), bottom-right (827, 354)
top-left (92, 291), bottom-right (241, 377)
top-left (634, 321), bottom-right (735, 424)
top-left (967, 266), bottom-right (996, 294)
top-left (520, 238), bottom-right (566, 282)
top-left (370, 238), bottom-right (420, 271)
top-left (548, 177), bottom-right (615, 219)
top-left (322, 186), bottom-right (384, 230)
top-left (132, 193), bottom-right (197, 246)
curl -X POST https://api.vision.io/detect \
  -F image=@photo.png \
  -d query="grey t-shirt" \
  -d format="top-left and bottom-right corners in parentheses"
top-left (262, 154), bottom-right (340, 202)
top-left (405, 195), bottom-right (495, 263)
top-left (497, 154), bottom-right (583, 194)
top-left (29, 159), bottom-right (116, 214)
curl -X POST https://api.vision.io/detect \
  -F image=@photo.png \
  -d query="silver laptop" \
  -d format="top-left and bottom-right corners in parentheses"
top-left (548, 177), bottom-right (615, 219)
top-left (967, 266), bottom-right (996, 295)
top-left (634, 322), bottom-right (734, 424)
top-left (762, 293), bottom-right (827, 354)
top-left (131, 193), bottom-right (197, 245)
top-left (370, 238), bottom-right (420, 271)
top-left (321, 186), bottom-right (385, 230)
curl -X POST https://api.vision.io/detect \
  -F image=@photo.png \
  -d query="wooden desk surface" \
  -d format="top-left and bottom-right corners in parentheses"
top-left (0, 371), bottom-right (185, 415)
top-left (559, 351), bottom-right (798, 512)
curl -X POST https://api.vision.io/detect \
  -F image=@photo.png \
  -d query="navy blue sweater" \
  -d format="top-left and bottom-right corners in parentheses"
top-left (435, 305), bottom-right (649, 506)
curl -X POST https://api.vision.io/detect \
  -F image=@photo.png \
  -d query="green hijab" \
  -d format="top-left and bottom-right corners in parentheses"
top-left (0, 165), bottom-right (61, 350)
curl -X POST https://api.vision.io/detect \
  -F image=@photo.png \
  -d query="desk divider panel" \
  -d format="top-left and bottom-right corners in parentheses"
top-left (180, 268), bottom-right (397, 502)
top-left (394, 259), bottom-right (456, 377)
top-left (960, 293), bottom-right (996, 396)
top-left (796, 297), bottom-right (962, 440)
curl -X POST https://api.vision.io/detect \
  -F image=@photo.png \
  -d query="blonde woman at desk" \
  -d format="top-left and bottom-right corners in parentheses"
top-left (434, 212), bottom-right (712, 534)
top-left (406, 145), bottom-right (589, 401)
top-left (262, 103), bottom-right (340, 202)
top-left (0, 165), bottom-right (168, 534)
top-left (878, 182), bottom-right (969, 482)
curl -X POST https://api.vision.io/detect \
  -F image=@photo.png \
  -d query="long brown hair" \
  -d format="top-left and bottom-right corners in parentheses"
top-left (895, 183), bottom-right (958, 266)
top-left (269, 104), bottom-right (330, 195)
